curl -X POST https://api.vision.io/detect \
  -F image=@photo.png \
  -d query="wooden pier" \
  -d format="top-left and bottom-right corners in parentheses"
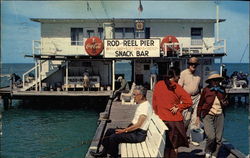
top-left (86, 91), bottom-right (246, 158)
top-left (226, 87), bottom-right (249, 105)
top-left (0, 87), bottom-right (112, 109)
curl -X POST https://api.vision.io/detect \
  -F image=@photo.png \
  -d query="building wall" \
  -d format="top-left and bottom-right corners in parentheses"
top-left (40, 21), bottom-right (215, 55)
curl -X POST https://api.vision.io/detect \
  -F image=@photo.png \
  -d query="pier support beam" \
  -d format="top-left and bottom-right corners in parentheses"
top-left (3, 95), bottom-right (11, 110)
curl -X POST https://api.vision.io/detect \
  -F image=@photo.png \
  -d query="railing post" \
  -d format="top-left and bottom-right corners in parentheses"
top-left (22, 74), bottom-right (25, 88)
top-left (66, 61), bottom-right (68, 91)
top-left (112, 60), bottom-right (115, 91)
top-left (35, 60), bottom-right (38, 91)
top-left (180, 43), bottom-right (183, 56)
top-left (39, 60), bottom-right (42, 91)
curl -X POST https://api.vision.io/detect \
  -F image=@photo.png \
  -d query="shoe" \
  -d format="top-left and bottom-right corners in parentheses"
top-left (205, 153), bottom-right (211, 158)
top-left (190, 141), bottom-right (199, 146)
top-left (90, 150), bottom-right (107, 157)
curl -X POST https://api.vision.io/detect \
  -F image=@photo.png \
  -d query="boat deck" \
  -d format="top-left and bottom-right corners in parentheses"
top-left (86, 91), bottom-right (246, 158)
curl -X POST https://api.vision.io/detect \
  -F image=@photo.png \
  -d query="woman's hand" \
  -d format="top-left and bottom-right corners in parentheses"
top-left (170, 105), bottom-right (179, 114)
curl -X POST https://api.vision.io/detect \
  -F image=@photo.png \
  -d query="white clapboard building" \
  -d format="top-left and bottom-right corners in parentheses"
top-left (19, 17), bottom-right (226, 93)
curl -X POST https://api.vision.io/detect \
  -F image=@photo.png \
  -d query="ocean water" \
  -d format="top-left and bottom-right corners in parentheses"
top-left (1, 108), bottom-right (99, 158)
top-left (0, 63), bottom-right (249, 157)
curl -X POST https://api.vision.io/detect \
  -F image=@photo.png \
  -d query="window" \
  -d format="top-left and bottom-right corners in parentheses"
top-left (124, 28), bottom-right (135, 38)
top-left (98, 28), bottom-right (104, 39)
top-left (145, 27), bottom-right (150, 39)
top-left (86, 30), bottom-right (94, 38)
top-left (135, 32), bottom-right (145, 39)
top-left (191, 28), bottom-right (203, 45)
top-left (114, 27), bottom-right (136, 39)
top-left (115, 28), bottom-right (124, 39)
top-left (71, 28), bottom-right (83, 46)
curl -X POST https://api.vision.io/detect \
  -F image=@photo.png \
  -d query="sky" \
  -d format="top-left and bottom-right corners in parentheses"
top-left (1, 1), bottom-right (249, 63)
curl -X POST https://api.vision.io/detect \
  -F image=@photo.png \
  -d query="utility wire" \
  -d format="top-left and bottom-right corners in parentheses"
top-left (240, 44), bottom-right (248, 63)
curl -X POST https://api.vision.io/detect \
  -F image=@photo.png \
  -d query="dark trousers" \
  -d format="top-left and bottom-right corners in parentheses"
top-left (203, 113), bottom-right (224, 157)
top-left (102, 128), bottom-right (147, 158)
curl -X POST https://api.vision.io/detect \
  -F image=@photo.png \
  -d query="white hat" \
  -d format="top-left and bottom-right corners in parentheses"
top-left (117, 76), bottom-right (123, 81)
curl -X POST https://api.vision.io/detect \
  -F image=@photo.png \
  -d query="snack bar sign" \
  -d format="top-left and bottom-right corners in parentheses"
top-left (104, 39), bottom-right (160, 58)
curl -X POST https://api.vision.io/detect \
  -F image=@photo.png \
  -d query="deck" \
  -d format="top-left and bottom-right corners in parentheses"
top-left (0, 87), bottom-right (112, 98)
top-left (225, 87), bottom-right (249, 94)
top-left (86, 91), bottom-right (246, 158)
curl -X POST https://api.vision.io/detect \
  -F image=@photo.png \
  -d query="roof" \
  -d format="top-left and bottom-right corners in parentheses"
top-left (30, 18), bottom-right (226, 23)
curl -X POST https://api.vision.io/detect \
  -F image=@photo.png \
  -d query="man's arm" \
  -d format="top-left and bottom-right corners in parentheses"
top-left (178, 73), bottom-right (184, 87)
top-left (117, 79), bottom-right (127, 91)
top-left (115, 115), bottom-right (146, 134)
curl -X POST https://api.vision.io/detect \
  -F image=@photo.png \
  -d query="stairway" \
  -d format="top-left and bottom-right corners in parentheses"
top-left (20, 60), bottom-right (66, 91)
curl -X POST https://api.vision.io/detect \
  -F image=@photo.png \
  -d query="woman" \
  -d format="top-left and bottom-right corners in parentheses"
top-left (153, 67), bottom-right (192, 158)
top-left (196, 71), bottom-right (228, 158)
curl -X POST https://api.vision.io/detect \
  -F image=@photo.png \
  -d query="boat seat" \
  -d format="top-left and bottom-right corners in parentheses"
top-left (121, 82), bottom-right (136, 105)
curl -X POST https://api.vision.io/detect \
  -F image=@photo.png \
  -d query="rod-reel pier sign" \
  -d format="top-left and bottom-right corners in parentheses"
top-left (104, 39), bottom-right (160, 58)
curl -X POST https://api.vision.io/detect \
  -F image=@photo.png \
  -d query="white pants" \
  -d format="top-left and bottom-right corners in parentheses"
top-left (182, 94), bottom-right (201, 139)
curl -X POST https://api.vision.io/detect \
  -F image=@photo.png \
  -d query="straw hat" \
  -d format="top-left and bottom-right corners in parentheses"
top-left (205, 71), bottom-right (224, 83)
top-left (188, 57), bottom-right (199, 65)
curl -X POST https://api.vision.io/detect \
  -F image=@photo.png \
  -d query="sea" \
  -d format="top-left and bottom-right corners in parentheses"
top-left (0, 63), bottom-right (249, 157)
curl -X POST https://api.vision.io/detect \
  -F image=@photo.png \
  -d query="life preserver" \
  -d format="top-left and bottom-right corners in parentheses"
top-left (160, 35), bottom-right (180, 52)
top-left (85, 36), bottom-right (104, 56)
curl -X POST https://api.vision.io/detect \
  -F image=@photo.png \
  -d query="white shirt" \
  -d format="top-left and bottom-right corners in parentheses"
top-left (132, 101), bottom-right (153, 131)
top-left (178, 69), bottom-right (201, 95)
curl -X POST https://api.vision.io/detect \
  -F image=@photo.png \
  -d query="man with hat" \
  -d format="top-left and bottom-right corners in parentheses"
top-left (196, 71), bottom-right (228, 158)
top-left (111, 76), bottom-right (129, 101)
top-left (178, 57), bottom-right (201, 145)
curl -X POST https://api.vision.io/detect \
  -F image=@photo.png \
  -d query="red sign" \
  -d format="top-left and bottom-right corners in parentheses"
top-left (85, 36), bottom-right (104, 56)
top-left (160, 35), bottom-right (180, 52)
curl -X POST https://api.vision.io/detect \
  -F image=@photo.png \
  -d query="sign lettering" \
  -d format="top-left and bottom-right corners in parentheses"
top-left (104, 39), bottom-right (160, 58)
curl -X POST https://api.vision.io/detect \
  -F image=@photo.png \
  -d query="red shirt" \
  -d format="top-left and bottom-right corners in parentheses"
top-left (153, 80), bottom-right (192, 121)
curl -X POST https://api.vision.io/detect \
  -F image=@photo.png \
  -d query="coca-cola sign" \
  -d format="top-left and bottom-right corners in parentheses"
top-left (85, 36), bottom-right (104, 56)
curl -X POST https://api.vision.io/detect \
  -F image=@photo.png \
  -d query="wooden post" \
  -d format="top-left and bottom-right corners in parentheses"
top-left (39, 60), bottom-right (42, 91)
top-left (35, 60), bottom-right (38, 91)
top-left (66, 61), bottom-right (68, 91)
top-left (3, 95), bottom-right (10, 110)
top-left (112, 60), bottom-right (115, 91)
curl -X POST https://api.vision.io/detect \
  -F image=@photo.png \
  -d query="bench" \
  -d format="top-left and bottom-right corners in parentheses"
top-left (121, 113), bottom-right (168, 157)
top-left (121, 82), bottom-right (136, 105)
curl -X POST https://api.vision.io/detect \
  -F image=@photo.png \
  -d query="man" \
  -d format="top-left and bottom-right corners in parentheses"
top-left (83, 69), bottom-right (90, 90)
top-left (178, 57), bottom-right (201, 146)
top-left (112, 76), bottom-right (129, 101)
top-left (90, 85), bottom-right (153, 158)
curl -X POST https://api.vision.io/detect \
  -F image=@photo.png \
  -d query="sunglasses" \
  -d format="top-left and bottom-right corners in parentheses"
top-left (188, 63), bottom-right (199, 67)
top-left (132, 93), bottom-right (141, 97)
